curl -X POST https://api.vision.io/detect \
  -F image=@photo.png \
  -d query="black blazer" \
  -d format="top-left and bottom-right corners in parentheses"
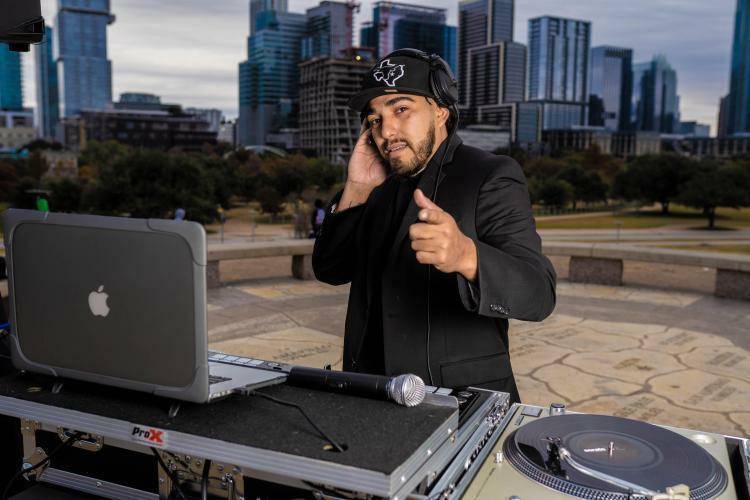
top-left (312, 135), bottom-right (556, 402)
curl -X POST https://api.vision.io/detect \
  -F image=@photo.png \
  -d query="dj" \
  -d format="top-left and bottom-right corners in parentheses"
top-left (312, 49), bottom-right (556, 403)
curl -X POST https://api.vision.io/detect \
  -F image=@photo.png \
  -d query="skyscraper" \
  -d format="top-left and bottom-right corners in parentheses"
top-left (458, 0), bottom-right (514, 106)
top-left (250, 0), bottom-right (288, 36)
top-left (360, 2), bottom-right (456, 72)
top-left (302, 1), bottom-right (354, 60)
top-left (528, 16), bottom-right (590, 103)
top-left (56, 0), bottom-right (115, 118)
top-left (727, 0), bottom-right (750, 135)
top-left (35, 26), bottom-right (60, 139)
top-left (238, 7), bottom-right (307, 145)
top-left (718, 94), bottom-right (730, 137)
top-left (632, 55), bottom-right (680, 134)
top-left (0, 44), bottom-right (23, 111)
top-left (299, 50), bottom-right (375, 165)
top-left (528, 16), bottom-right (591, 129)
top-left (588, 46), bottom-right (633, 131)
top-left (467, 42), bottom-right (526, 108)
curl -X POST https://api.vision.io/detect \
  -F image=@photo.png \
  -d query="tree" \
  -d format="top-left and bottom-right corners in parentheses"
top-left (11, 177), bottom-right (40, 209)
top-left (78, 140), bottom-right (131, 180)
top-left (553, 164), bottom-right (608, 210)
top-left (580, 170), bottom-right (609, 205)
top-left (565, 145), bottom-right (624, 185)
top-left (0, 162), bottom-right (19, 202)
top-left (306, 157), bottom-right (342, 191)
top-left (535, 178), bottom-right (573, 211)
top-left (678, 161), bottom-right (750, 229)
top-left (262, 154), bottom-right (308, 198)
top-left (256, 186), bottom-right (284, 218)
top-left (612, 154), bottom-right (695, 213)
top-left (524, 157), bottom-right (567, 181)
top-left (233, 152), bottom-right (263, 201)
top-left (19, 152), bottom-right (49, 182)
top-left (48, 178), bottom-right (83, 212)
top-left (23, 139), bottom-right (64, 152)
top-left (197, 155), bottom-right (237, 209)
top-left (90, 149), bottom-right (217, 223)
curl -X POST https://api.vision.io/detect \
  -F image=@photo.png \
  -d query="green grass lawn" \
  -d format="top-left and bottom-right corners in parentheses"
top-left (536, 206), bottom-right (750, 230)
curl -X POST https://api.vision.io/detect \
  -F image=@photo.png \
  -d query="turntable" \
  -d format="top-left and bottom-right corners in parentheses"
top-left (460, 404), bottom-right (750, 500)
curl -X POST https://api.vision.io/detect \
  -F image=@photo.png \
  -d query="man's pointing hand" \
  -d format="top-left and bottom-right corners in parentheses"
top-left (409, 189), bottom-right (477, 281)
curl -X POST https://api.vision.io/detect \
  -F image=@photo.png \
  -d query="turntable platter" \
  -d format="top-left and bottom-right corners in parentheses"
top-left (503, 414), bottom-right (728, 500)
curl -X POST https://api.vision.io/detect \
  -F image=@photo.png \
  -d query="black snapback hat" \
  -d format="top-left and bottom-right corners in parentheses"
top-left (348, 54), bottom-right (438, 114)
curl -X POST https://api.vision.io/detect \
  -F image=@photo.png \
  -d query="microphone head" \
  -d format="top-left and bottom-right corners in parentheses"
top-left (388, 374), bottom-right (426, 407)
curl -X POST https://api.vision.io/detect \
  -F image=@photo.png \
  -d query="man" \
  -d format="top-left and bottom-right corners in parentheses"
top-left (312, 49), bottom-right (556, 402)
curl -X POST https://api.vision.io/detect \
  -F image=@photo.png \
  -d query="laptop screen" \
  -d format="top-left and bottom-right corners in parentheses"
top-left (11, 222), bottom-right (198, 387)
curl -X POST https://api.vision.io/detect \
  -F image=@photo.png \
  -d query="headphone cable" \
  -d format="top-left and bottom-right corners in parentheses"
top-left (425, 104), bottom-right (459, 387)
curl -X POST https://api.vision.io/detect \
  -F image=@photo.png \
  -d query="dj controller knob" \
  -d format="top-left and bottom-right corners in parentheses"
top-left (549, 402), bottom-right (566, 416)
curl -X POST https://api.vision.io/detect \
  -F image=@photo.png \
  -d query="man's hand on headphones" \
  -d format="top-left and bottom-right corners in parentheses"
top-left (337, 123), bottom-right (388, 212)
top-left (409, 189), bottom-right (477, 282)
top-left (349, 121), bottom-right (388, 186)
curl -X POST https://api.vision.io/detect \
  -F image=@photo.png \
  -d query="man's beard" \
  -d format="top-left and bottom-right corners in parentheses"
top-left (388, 121), bottom-right (436, 178)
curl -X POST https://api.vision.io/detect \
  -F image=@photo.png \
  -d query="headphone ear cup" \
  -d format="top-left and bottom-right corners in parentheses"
top-left (427, 54), bottom-right (458, 107)
top-left (432, 67), bottom-right (458, 107)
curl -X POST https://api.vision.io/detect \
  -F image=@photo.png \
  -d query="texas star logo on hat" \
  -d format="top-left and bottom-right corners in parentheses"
top-left (372, 59), bottom-right (405, 87)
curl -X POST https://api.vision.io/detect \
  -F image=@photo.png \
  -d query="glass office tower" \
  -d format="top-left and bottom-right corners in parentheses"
top-left (0, 44), bottom-right (23, 111)
top-left (632, 55), bottom-right (680, 134)
top-left (728, 0), bottom-right (750, 135)
top-left (302, 1), bottom-right (353, 60)
top-left (238, 8), bottom-right (307, 145)
top-left (528, 16), bottom-right (591, 129)
top-left (588, 45), bottom-right (633, 131)
top-left (56, 0), bottom-right (115, 117)
top-left (528, 16), bottom-right (590, 102)
top-left (467, 42), bottom-right (526, 107)
top-left (458, 0), bottom-right (514, 106)
top-left (360, 2), bottom-right (456, 72)
top-left (35, 26), bottom-right (60, 138)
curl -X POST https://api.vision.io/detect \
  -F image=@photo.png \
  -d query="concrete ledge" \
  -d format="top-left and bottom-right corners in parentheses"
top-left (716, 269), bottom-right (750, 301)
top-left (207, 239), bottom-right (316, 288)
top-left (207, 261), bottom-right (221, 289)
top-left (543, 242), bottom-right (750, 272)
top-left (569, 256), bottom-right (623, 286)
top-left (543, 242), bottom-right (750, 300)
top-left (208, 240), bottom-right (315, 262)
top-left (292, 255), bottom-right (315, 280)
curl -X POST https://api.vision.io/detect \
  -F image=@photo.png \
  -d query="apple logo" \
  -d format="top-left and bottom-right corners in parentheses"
top-left (88, 285), bottom-right (110, 317)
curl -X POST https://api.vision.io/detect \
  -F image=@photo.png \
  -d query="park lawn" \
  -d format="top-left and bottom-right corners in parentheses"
top-left (536, 206), bottom-right (750, 230)
top-left (658, 244), bottom-right (750, 255)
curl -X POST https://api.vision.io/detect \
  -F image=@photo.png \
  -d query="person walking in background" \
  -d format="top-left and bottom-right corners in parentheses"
top-left (310, 199), bottom-right (325, 238)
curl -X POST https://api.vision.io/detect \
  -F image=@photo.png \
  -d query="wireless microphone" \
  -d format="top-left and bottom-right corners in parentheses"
top-left (286, 366), bottom-right (426, 407)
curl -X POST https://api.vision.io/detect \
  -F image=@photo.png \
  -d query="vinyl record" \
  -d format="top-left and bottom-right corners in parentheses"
top-left (503, 414), bottom-right (727, 500)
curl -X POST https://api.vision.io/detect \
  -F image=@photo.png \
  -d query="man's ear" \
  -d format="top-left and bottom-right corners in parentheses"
top-left (437, 105), bottom-right (450, 128)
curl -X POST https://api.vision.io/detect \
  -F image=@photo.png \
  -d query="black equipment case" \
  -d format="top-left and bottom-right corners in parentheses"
top-left (0, 356), bottom-right (510, 499)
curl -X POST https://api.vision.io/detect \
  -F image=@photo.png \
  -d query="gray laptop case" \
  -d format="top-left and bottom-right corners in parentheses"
top-left (3, 209), bottom-right (214, 402)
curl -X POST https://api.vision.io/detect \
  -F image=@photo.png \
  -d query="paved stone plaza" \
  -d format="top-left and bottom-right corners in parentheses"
top-left (207, 275), bottom-right (750, 438)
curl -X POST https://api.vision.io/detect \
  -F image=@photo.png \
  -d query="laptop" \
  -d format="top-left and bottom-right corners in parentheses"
top-left (2, 209), bottom-right (287, 403)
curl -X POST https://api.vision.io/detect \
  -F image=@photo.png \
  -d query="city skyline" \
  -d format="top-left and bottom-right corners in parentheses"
top-left (20, 0), bottom-right (735, 134)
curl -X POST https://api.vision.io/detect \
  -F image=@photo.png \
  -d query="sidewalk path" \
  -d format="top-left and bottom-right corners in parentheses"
top-left (207, 277), bottom-right (750, 437)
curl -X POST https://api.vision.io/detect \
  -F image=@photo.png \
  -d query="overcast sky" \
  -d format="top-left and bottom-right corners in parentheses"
top-left (22, 0), bottom-right (735, 134)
